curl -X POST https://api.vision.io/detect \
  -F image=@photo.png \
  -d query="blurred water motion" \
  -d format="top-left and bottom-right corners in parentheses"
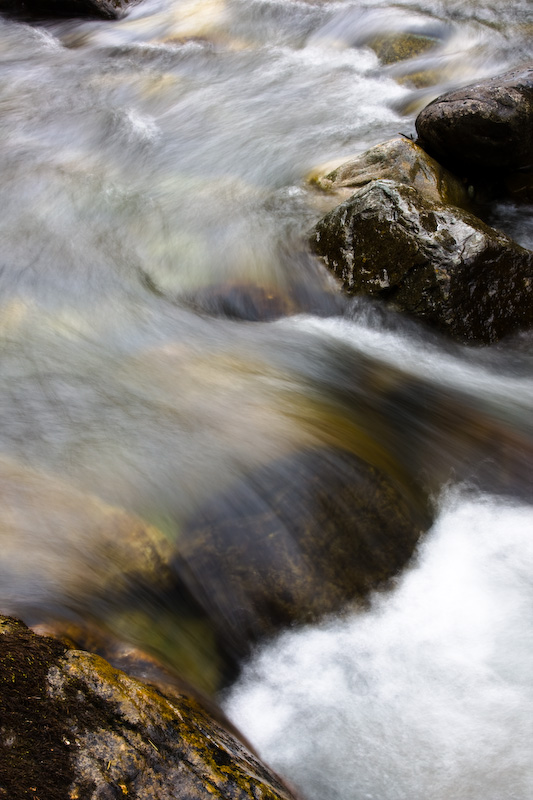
top-left (0, 0), bottom-right (532, 763)
top-left (225, 489), bottom-right (533, 800)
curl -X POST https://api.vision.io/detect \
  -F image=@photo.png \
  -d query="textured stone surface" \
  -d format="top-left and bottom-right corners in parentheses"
top-left (308, 137), bottom-right (471, 214)
top-left (310, 179), bottom-right (533, 343)
top-left (415, 65), bottom-right (533, 174)
top-left (0, 616), bottom-right (299, 800)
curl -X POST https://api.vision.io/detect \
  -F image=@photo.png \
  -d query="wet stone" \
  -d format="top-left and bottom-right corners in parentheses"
top-left (0, 0), bottom-right (136, 19)
top-left (179, 445), bottom-right (430, 658)
top-left (308, 136), bottom-right (472, 214)
top-left (368, 32), bottom-right (439, 65)
top-left (0, 616), bottom-right (299, 800)
top-left (310, 179), bottom-right (533, 344)
top-left (415, 64), bottom-right (533, 177)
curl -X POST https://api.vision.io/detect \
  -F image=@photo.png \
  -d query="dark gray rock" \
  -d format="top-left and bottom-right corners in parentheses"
top-left (180, 445), bottom-right (430, 655)
top-left (310, 179), bottom-right (533, 343)
top-left (415, 65), bottom-right (533, 175)
top-left (0, 616), bottom-right (299, 800)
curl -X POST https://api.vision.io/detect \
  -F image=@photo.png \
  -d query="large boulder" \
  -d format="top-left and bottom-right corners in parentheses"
top-left (307, 136), bottom-right (472, 215)
top-left (179, 445), bottom-right (430, 657)
top-left (0, 616), bottom-right (298, 800)
top-left (415, 65), bottom-right (533, 180)
top-left (310, 179), bottom-right (533, 343)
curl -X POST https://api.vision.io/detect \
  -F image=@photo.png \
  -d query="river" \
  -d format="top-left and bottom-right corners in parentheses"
top-left (0, 0), bottom-right (532, 797)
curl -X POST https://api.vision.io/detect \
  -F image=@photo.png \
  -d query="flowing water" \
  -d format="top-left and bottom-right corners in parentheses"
top-left (0, 0), bottom-right (532, 795)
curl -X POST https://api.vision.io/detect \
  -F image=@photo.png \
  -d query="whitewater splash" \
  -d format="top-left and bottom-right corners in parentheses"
top-left (224, 489), bottom-right (533, 800)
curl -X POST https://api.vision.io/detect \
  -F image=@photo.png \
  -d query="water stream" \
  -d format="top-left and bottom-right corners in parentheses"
top-left (0, 0), bottom-right (532, 795)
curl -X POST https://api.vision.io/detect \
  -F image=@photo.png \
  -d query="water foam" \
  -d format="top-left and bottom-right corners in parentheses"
top-left (224, 489), bottom-right (533, 800)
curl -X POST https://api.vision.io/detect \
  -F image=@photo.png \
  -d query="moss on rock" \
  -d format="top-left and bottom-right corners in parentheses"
top-left (368, 32), bottom-right (438, 65)
top-left (0, 617), bottom-right (299, 800)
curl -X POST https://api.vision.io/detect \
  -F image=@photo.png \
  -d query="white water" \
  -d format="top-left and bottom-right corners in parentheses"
top-left (225, 489), bottom-right (533, 800)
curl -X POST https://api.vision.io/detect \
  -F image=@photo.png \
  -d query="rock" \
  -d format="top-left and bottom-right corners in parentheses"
top-left (179, 445), bottom-right (430, 657)
top-left (415, 65), bottom-right (533, 177)
top-left (0, 0), bottom-right (135, 19)
top-left (0, 457), bottom-right (226, 695)
top-left (181, 278), bottom-right (342, 321)
top-left (308, 136), bottom-right (472, 214)
top-left (368, 32), bottom-right (438, 65)
top-left (0, 616), bottom-right (298, 800)
top-left (310, 179), bottom-right (533, 343)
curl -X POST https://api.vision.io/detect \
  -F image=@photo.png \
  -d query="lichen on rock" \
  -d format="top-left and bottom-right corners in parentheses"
top-left (0, 616), bottom-right (299, 800)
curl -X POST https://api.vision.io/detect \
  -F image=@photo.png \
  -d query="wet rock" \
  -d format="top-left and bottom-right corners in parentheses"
top-left (368, 32), bottom-right (438, 65)
top-left (0, 616), bottom-right (298, 800)
top-left (415, 64), bottom-right (533, 180)
top-left (0, 457), bottom-right (226, 695)
top-left (308, 136), bottom-right (471, 214)
top-left (0, 0), bottom-right (135, 19)
top-left (310, 179), bottom-right (533, 343)
top-left (181, 279), bottom-right (342, 321)
top-left (179, 445), bottom-right (430, 658)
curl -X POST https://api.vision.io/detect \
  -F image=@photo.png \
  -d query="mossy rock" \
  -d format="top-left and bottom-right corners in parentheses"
top-left (0, 616), bottom-right (298, 800)
top-left (308, 137), bottom-right (472, 215)
top-left (368, 32), bottom-right (438, 65)
top-left (310, 179), bottom-right (533, 344)
top-left (178, 445), bottom-right (430, 658)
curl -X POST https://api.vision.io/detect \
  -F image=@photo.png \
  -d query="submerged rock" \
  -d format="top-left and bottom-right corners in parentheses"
top-left (415, 65), bottom-right (533, 182)
top-left (181, 278), bottom-right (342, 321)
top-left (180, 445), bottom-right (430, 657)
top-left (310, 179), bottom-right (533, 343)
top-left (0, 457), bottom-right (226, 695)
top-left (0, 616), bottom-right (298, 800)
top-left (308, 136), bottom-right (471, 214)
top-left (368, 32), bottom-right (438, 65)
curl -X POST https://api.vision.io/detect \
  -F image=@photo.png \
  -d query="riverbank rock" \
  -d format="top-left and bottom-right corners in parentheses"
top-left (310, 179), bottom-right (533, 343)
top-left (308, 136), bottom-right (472, 214)
top-left (0, 616), bottom-right (298, 800)
top-left (415, 64), bottom-right (533, 196)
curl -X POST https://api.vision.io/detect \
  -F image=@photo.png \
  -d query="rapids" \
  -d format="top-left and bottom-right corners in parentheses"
top-left (0, 0), bottom-right (532, 796)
